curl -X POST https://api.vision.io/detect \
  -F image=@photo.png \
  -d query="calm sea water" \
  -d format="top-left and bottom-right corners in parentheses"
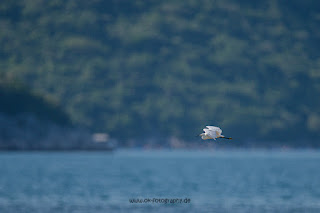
top-left (0, 150), bottom-right (320, 213)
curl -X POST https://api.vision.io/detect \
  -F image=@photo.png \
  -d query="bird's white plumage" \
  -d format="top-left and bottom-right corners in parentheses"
top-left (206, 126), bottom-right (222, 135)
top-left (200, 126), bottom-right (224, 140)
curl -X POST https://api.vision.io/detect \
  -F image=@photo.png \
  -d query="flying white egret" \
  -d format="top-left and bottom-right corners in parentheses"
top-left (200, 126), bottom-right (232, 140)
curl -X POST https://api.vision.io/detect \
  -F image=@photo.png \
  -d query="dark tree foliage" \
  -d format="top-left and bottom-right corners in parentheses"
top-left (0, 79), bottom-right (69, 125)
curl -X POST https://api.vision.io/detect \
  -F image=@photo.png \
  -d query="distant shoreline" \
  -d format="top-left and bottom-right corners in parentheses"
top-left (0, 148), bottom-right (114, 152)
top-left (1, 146), bottom-right (319, 152)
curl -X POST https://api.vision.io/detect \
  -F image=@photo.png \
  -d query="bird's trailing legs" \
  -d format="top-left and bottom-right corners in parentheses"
top-left (221, 136), bottom-right (232, 139)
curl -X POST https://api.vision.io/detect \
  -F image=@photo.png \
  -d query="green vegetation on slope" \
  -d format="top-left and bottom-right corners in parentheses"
top-left (1, 0), bottom-right (320, 146)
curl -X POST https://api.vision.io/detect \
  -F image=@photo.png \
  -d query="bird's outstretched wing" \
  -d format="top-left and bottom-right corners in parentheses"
top-left (206, 126), bottom-right (222, 135)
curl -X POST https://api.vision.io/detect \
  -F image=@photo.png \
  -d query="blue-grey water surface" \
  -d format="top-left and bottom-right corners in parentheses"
top-left (1, 150), bottom-right (320, 213)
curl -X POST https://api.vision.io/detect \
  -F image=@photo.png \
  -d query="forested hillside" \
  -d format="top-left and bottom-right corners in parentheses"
top-left (1, 0), bottom-right (320, 147)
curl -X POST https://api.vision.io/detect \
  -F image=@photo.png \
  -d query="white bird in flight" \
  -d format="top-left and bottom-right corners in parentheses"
top-left (200, 126), bottom-right (232, 140)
